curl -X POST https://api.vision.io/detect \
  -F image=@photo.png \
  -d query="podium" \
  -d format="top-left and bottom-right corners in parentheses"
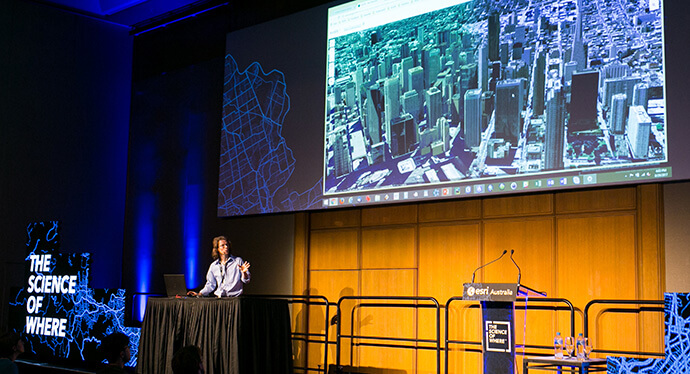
top-left (463, 283), bottom-right (546, 374)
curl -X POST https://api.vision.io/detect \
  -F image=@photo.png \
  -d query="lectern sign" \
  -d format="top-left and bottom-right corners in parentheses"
top-left (463, 283), bottom-right (518, 302)
top-left (485, 320), bottom-right (511, 352)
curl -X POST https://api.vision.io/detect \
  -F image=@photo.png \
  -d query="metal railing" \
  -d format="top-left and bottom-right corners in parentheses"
top-left (583, 299), bottom-right (665, 358)
top-left (443, 297), bottom-right (575, 374)
top-left (135, 294), bottom-right (663, 374)
top-left (336, 296), bottom-right (442, 374)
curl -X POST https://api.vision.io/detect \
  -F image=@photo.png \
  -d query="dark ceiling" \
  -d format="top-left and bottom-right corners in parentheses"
top-left (28, 0), bottom-right (214, 29)
top-left (29, 0), bottom-right (336, 34)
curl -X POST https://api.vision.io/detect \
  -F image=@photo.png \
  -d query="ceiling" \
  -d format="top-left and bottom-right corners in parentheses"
top-left (30, 0), bottom-right (215, 29)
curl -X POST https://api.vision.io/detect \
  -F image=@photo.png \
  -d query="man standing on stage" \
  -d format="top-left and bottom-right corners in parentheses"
top-left (188, 236), bottom-right (250, 297)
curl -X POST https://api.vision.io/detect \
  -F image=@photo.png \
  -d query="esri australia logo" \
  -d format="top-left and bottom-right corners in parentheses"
top-left (467, 286), bottom-right (476, 297)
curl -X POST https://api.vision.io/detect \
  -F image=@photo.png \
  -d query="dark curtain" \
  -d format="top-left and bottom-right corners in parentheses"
top-left (238, 298), bottom-right (293, 374)
top-left (138, 297), bottom-right (292, 374)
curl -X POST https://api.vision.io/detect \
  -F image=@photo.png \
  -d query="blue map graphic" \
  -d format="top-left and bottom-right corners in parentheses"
top-left (607, 293), bottom-right (690, 373)
top-left (9, 221), bottom-right (140, 367)
top-left (218, 54), bottom-right (322, 216)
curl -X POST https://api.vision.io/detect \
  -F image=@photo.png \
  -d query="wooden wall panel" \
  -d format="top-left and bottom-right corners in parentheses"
top-left (636, 184), bottom-right (665, 353)
top-left (482, 218), bottom-right (554, 293)
top-left (418, 199), bottom-right (482, 223)
top-left (555, 187), bottom-right (636, 214)
top-left (309, 229), bottom-right (359, 270)
top-left (483, 193), bottom-right (553, 218)
top-left (361, 226), bottom-right (416, 269)
top-left (418, 222), bottom-right (481, 304)
top-left (557, 214), bottom-right (638, 354)
top-left (418, 222), bottom-right (481, 374)
top-left (358, 269), bottom-right (417, 371)
top-left (484, 218), bottom-right (556, 354)
top-left (362, 204), bottom-right (418, 226)
top-left (311, 209), bottom-right (360, 229)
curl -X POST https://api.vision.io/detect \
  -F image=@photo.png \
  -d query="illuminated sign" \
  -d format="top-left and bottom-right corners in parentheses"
top-left (9, 221), bottom-right (140, 366)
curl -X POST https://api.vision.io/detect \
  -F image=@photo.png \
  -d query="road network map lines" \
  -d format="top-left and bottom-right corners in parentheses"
top-left (219, 54), bottom-right (322, 216)
top-left (607, 293), bottom-right (690, 373)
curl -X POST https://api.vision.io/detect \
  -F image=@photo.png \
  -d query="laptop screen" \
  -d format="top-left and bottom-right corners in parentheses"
top-left (163, 274), bottom-right (187, 297)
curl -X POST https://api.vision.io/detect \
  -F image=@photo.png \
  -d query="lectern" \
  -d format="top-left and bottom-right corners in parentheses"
top-left (463, 283), bottom-right (546, 374)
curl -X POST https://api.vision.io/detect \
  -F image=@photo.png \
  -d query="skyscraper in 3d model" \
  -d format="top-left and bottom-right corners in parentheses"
top-left (464, 88), bottom-right (482, 148)
top-left (494, 79), bottom-right (524, 144)
top-left (610, 93), bottom-right (627, 135)
top-left (439, 117), bottom-right (450, 152)
top-left (408, 66), bottom-right (424, 101)
top-left (633, 82), bottom-right (649, 109)
top-left (459, 63), bottom-right (478, 103)
top-left (366, 85), bottom-right (384, 144)
top-left (390, 113), bottom-right (416, 158)
top-left (400, 57), bottom-right (413, 93)
top-left (384, 76), bottom-right (401, 148)
top-left (499, 42), bottom-right (509, 65)
top-left (345, 81), bottom-right (356, 108)
top-left (603, 76), bottom-right (641, 111)
top-left (627, 105), bottom-right (651, 159)
top-left (488, 13), bottom-right (500, 62)
top-left (532, 51), bottom-right (546, 116)
top-left (599, 61), bottom-right (630, 89)
top-left (563, 61), bottom-right (577, 84)
top-left (545, 88), bottom-right (566, 170)
top-left (569, 71), bottom-right (599, 133)
top-left (478, 43), bottom-right (489, 92)
top-left (427, 48), bottom-right (441, 87)
top-left (426, 87), bottom-right (443, 137)
top-left (481, 91), bottom-right (494, 130)
top-left (570, 0), bottom-right (587, 70)
top-left (421, 46), bottom-right (433, 88)
top-left (402, 90), bottom-right (421, 123)
top-left (333, 130), bottom-right (351, 177)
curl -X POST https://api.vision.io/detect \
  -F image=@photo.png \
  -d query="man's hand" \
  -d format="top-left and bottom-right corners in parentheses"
top-left (240, 261), bottom-right (251, 274)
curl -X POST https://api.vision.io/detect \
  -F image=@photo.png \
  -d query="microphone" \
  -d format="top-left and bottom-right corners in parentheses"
top-left (471, 250), bottom-right (507, 283)
top-left (509, 249), bottom-right (522, 286)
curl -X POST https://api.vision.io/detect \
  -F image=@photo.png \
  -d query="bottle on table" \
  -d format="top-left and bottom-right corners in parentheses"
top-left (554, 332), bottom-right (564, 358)
top-left (576, 333), bottom-right (586, 359)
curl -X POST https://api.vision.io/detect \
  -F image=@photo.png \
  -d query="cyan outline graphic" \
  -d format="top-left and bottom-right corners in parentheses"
top-left (9, 221), bottom-right (140, 367)
top-left (218, 54), bottom-right (322, 216)
top-left (607, 293), bottom-right (690, 373)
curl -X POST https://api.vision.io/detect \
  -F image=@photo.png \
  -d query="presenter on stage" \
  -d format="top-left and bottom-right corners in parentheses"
top-left (187, 236), bottom-right (250, 297)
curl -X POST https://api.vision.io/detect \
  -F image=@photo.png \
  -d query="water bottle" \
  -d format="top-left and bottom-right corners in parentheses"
top-left (554, 332), bottom-right (564, 358)
top-left (576, 333), bottom-right (585, 359)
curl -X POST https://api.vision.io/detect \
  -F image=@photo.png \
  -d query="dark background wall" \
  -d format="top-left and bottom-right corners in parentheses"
top-left (0, 0), bottom-right (133, 327)
top-left (1, 0), bottom-right (689, 332)
top-left (0, 0), bottom-right (331, 329)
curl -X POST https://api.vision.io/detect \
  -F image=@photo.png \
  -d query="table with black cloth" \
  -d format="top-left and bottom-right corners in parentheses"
top-left (137, 297), bottom-right (293, 374)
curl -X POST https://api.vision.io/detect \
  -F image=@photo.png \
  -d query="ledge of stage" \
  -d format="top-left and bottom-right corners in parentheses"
top-left (138, 296), bottom-right (293, 374)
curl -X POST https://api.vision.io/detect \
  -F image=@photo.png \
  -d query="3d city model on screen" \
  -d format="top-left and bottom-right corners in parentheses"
top-left (323, 0), bottom-right (666, 195)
